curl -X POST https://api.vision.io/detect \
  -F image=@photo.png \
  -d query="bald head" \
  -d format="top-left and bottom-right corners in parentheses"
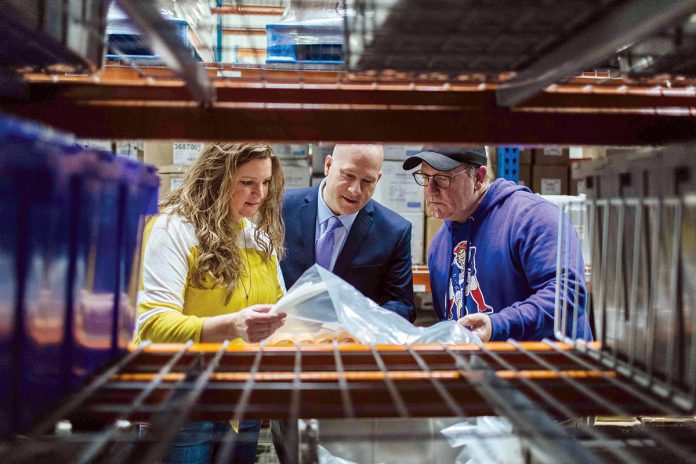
top-left (332, 144), bottom-right (384, 168)
top-left (322, 144), bottom-right (384, 215)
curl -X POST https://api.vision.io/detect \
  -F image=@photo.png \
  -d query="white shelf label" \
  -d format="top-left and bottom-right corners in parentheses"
top-left (543, 147), bottom-right (563, 156)
top-left (173, 142), bottom-right (205, 165)
top-left (540, 178), bottom-right (562, 195)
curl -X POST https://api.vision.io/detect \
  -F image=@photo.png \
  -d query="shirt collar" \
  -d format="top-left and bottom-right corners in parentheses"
top-left (317, 178), bottom-right (359, 231)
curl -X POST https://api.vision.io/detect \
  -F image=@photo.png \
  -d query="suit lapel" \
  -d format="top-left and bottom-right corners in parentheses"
top-left (332, 200), bottom-right (374, 276)
top-left (300, 187), bottom-right (319, 268)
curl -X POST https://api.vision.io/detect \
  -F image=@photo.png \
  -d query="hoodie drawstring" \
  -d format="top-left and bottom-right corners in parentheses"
top-left (461, 217), bottom-right (475, 319)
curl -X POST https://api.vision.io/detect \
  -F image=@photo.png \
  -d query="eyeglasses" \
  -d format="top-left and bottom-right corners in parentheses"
top-left (412, 168), bottom-right (474, 188)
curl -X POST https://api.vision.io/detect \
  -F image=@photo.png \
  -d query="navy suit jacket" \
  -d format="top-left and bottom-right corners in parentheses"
top-left (281, 185), bottom-right (415, 321)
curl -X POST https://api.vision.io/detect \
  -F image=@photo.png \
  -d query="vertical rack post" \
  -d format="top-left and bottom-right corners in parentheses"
top-left (497, 147), bottom-right (520, 183)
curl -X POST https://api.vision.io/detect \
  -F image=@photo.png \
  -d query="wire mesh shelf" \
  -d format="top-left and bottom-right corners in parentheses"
top-left (1, 341), bottom-right (696, 463)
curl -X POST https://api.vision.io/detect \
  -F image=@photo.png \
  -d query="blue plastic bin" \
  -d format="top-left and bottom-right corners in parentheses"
top-left (68, 149), bottom-right (122, 390)
top-left (0, 116), bottom-right (21, 438)
top-left (0, 113), bottom-right (77, 434)
top-left (0, 113), bottom-right (159, 437)
top-left (266, 23), bottom-right (344, 64)
top-left (114, 158), bottom-right (159, 353)
top-left (106, 19), bottom-right (201, 62)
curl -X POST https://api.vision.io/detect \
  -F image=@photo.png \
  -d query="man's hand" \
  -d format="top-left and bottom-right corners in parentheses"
top-left (459, 313), bottom-right (492, 342)
top-left (202, 305), bottom-right (287, 343)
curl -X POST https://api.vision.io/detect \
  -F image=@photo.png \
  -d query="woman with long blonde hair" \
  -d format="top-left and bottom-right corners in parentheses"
top-left (134, 143), bottom-right (287, 463)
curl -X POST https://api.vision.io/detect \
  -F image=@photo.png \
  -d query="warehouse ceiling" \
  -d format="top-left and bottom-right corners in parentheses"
top-left (349, 0), bottom-right (617, 76)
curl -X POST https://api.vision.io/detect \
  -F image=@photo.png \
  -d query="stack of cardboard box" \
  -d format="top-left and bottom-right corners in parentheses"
top-left (531, 147), bottom-right (570, 195)
top-left (144, 142), bottom-right (312, 201)
top-left (144, 141), bottom-right (206, 200)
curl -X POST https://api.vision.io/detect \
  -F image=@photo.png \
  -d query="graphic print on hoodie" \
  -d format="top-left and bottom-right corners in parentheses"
top-left (448, 240), bottom-right (493, 319)
top-left (428, 178), bottom-right (592, 341)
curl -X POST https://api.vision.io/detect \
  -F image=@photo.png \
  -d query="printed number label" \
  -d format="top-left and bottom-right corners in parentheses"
top-left (173, 143), bottom-right (205, 165)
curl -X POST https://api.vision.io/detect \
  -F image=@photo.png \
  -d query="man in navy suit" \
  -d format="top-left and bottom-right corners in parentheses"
top-left (281, 143), bottom-right (415, 320)
top-left (273, 144), bottom-right (415, 463)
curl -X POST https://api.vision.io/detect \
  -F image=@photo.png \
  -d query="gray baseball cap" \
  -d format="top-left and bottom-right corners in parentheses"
top-left (402, 146), bottom-right (487, 171)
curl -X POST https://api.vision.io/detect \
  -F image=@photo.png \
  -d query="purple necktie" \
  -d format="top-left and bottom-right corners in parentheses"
top-left (315, 216), bottom-right (342, 269)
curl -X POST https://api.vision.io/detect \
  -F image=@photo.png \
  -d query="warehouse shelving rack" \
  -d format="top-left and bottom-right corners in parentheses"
top-left (3, 1), bottom-right (696, 463)
top-left (4, 341), bottom-right (696, 463)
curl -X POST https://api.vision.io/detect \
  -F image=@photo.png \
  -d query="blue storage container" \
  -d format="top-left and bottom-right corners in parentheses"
top-left (0, 112), bottom-right (159, 437)
top-left (266, 23), bottom-right (344, 64)
top-left (0, 113), bottom-right (77, 434)
top-left (114, 158), bottom-right (158, 353)
top-left (69, 149), bottom-right (121, 389)
top-left (19, 142), bottom-right (84, 432)
top-left (106, 18), bottom-right (201, 63)
top-left (0, 116), bottom-right (21, 438)
top-left (115, 157), bottom-right (138, 355)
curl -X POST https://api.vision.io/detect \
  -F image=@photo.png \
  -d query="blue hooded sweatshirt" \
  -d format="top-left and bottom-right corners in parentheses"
top-left (428, 178), bottom-right (591, 341)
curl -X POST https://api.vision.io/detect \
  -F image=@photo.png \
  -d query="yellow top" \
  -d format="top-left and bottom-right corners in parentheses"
top-left (133, 214), bottom-right (285, 343)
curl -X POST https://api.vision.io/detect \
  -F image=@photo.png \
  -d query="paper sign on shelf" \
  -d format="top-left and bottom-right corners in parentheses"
top-left (173, 142), bottom-right (205, 165)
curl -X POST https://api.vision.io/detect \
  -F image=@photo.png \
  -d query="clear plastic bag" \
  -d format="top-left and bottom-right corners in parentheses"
top-left (318, 444), bottom-right (358, 464)
top-left (441, 417), bottom-right (524, 464)
top-left (268, 264), bottom-right (479, 345)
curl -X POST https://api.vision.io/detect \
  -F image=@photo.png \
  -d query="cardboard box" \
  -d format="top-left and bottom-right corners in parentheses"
top-left (144, 142), bottom-right (206, 167)
top-left (157, 165), bottom-right (188, 201)
top-left (115, 140), bottom-right (144, 161)
top-left (400, 211), bottom-right (425, 265)
top-left (519, 148), bottom-right (532, 165)
top-left (532, 165), bottom-right (569, 195)
top-left (570, 146), bottom-right (605, 160)
top-left (425, 216), bottom-right (444, 262)
top-left (518, 164), bottom-right (532, 187)
top-left (569, 174), bottom-right (587, 196)
top-left (281, 158), bottom-right (310, 189)
top-left (373, 161), bottom-right (424, 212)
top-left (532, 147), bottom-right (570, 165)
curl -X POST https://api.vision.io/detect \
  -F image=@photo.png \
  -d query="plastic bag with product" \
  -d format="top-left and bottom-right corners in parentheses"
top-left (267, 264), bottom-right (479, 345)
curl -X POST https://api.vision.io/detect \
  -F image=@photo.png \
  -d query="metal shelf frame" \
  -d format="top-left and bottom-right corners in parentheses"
top-left (6, 74), bottom-right (696, 143)
top-left (3, 1), bottom-right (696, 144)
top-left (1, 341), bottom-right (696, 464)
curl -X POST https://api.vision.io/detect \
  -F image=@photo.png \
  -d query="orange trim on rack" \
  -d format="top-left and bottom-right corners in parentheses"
top-left (211, 6), bottom-right (284, 15)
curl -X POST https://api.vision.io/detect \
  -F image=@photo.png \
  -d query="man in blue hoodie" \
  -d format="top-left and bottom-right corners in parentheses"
top-left (403, 147), bottom-right (591, 342)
